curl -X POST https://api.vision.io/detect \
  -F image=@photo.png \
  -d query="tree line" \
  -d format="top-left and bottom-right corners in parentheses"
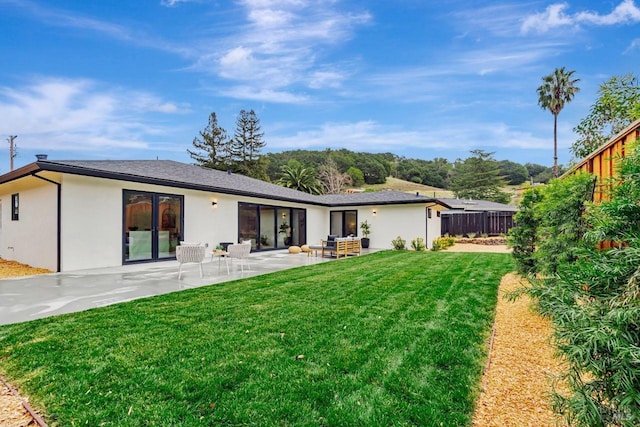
top-left (188, 111), bottom-right (557, 203)
top-left (188, 72), bottom-right (637, 203)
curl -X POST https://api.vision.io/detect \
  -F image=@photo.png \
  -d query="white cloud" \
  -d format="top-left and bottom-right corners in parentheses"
top-left (160, 0), bottom-right (195, 7)
top-left (6, 0), bottom-right (367, 103)
top-left (625, 38), bottom-right (640, 52)
top-left (522, 0), bottom-right (640, 34)
top-left (308, 70), bottom-right (345, 89)
top-left (576, 0), bottom-right (640, 25)
top-left (219, 86), bottom-right (309, 104)
top-left (0, 77), bottom-right (185, 152)
top-left (5, 0), bottom-right (192, 56)
top-left (192, 0), bottom-right (371, 101)
top-left (267, 120), bottom-right (554, 156)
top-left (521, 3), bottom-right (575, 34)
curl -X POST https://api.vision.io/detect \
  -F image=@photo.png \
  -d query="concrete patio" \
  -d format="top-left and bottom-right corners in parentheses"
top-left (0, 250), bottom-right (365, 326)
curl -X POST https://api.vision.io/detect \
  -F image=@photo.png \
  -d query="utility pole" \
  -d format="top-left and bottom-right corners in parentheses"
top-left (7, 135), bottom-right (17, 171)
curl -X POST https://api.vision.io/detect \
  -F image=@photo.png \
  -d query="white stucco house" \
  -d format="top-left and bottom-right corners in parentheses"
top-left (0, 158), bottom-right (447, 272)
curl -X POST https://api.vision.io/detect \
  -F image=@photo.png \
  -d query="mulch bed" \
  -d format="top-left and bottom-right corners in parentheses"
top-left (472, 273), bottom-right (566, 426)
top-left (0, 381), bottom-right (36, 427)
top-left (0, 259), bottom-right (565, 426)
top-left (0, 260), bottom-right (50, 278)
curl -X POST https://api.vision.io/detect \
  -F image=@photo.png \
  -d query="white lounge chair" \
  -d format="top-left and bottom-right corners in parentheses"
top-left (225, 242), bottom-right (251, 273)
top-left (176, 244), bottom-right (205, 279)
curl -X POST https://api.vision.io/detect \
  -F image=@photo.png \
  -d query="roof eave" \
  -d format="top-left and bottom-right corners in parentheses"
top-left (0, 162), bottom-right (42, 185)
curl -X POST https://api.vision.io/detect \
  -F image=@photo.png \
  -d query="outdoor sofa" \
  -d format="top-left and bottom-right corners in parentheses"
top-left (310, 235), bottom-right (361, 258)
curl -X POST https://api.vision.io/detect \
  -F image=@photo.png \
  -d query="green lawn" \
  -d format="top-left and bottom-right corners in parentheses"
top-left (0, 251), bottom-right (513, 426)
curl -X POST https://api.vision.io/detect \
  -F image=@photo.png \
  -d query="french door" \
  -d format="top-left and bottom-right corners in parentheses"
top-left (123, 191), bottom-right (183, 262)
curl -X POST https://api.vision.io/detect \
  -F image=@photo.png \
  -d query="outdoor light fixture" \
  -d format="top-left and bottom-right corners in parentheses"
top-left (211, 200), bottom-right (218, 208)
top-left (372, 209), bottom-right (377, 216)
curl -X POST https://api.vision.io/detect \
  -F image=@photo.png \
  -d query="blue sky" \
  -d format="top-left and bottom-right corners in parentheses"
top-left (1, 0), bottom-right (639, 172)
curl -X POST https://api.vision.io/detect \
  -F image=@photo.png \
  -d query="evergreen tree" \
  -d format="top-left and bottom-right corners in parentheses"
top-left (230, 109), bottom-right (267, 179)
top-left (449, 150), bottom-right (511, 204)
top-left (346, 166), bottom-right (365, 187)
top-left (187, 112), bottom-right (229, 169)
top-left (498, 160), bottom-right (529, 185)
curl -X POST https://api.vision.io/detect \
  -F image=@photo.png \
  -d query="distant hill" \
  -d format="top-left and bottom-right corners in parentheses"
top-left (362, 177), bottom-right (455, 198)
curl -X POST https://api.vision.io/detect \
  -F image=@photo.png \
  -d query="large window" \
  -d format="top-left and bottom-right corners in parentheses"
top-left (123, 191), bottom-right (183, 262)
top-left (238, 202), bottom-right (306, 250)
top-left (330, 210), bottom-right (358, 237)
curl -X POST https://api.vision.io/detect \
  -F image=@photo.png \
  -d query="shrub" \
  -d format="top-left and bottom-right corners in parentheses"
top-left (431, 236), bottom-right (455, 251)
top-left (508, 186), bottom-right (543, 275)
top-left (466, 232), bottom-right (476, 238)
top-left (534, 172), bottom-right (595, 275)
top-left (481, 233), bottom-right (488, 238)
top-left (511, 147), bottom-right (640, 426)
top-left (391, 236), bottom-right (406, 250)
top-left (411, 237), bottom-right (426, 251)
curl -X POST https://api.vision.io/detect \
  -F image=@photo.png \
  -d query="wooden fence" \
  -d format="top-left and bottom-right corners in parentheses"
top-left (441, 211), bottom-right (515, 237)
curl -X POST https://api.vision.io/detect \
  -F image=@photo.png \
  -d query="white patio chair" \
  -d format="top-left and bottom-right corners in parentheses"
top-left (176, 244), bottom-right (205, 279)
top-left (225, 242), bottom-right (252, 273)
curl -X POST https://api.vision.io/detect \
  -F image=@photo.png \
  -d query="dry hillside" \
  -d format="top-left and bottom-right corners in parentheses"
top-left (362, 177), bottom-right (455, 197)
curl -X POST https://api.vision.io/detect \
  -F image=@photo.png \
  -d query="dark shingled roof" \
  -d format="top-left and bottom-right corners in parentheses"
top-left (5, 159), bottom-right (439, 207)
top-left (318, 191), bottom-right (434, 206)
top-left (437, 197), bottom-right (517, 212)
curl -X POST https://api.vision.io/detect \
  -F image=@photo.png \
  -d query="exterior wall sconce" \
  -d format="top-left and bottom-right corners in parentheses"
top-left (372, 209), bottom-right (377, 216)
top-left (211, 200), bottom-right (218, 208)
top-left (282, 212), bottom-right (286, 218)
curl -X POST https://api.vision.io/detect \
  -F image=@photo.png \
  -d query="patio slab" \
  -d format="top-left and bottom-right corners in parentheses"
top-left (0, 250), bottom-right (348, 326)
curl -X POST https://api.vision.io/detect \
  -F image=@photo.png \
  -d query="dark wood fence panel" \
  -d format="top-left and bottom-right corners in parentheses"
top-left (441, 211), bottom-right (514, 237)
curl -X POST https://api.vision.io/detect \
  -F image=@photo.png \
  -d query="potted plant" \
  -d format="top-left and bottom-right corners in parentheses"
top-left (279, 221), bottom-right (291, 246)
top-left (360, 220), bottom-right (371, 248)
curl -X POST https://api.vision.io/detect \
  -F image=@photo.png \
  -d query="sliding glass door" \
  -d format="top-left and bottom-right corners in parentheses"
top-left (238, 202), bottom-right (306, 250)
top-left (124, 191), bottom-right (183, 262)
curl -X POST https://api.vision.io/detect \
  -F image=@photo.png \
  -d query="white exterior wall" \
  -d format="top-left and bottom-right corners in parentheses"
top-left (304, 205), bottom-right (328, 246)
top-left (59, 175), bottom-right (330, 271)
top-left (61, 175), bottom-right (127, 271)
top-left (326, 204), bottom-right (433, 250)
top-left (426, 208), bottom-right (442, 249)
top-left (187, 194), bottom-right (325, 248)
top-left (357, 205), bottom-right (427, 249)
top-left (0, 178), bottom-right (58, 271)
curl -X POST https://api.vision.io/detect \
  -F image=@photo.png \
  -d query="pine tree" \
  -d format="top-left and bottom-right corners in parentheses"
top-left (187, 112), bottom-right (229, 170)
top-left (449, 150), bottom-right (511, 204)
top-left (229, 109), bottom-right (267, 179)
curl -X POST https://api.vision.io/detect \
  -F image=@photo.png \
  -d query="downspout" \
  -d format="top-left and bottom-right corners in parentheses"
top-left (31, 173), bottom-right (61, 273)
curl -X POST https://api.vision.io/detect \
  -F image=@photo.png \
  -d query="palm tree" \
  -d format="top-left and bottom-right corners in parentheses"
top-left (276, 162), bottom-right (322, 195)
top-left (537, 67), bottom-right (580, 177)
